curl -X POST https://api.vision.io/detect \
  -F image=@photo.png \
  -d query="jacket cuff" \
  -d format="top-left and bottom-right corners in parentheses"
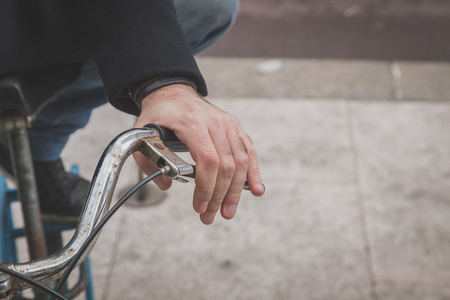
top-left (129, 76), bottom-right (197, 109)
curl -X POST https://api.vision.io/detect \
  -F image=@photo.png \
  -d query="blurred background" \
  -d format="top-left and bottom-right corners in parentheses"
top-left (202, 0), bottom-right (450, 61)
top-left (59, 0), bottom-right (450, 299)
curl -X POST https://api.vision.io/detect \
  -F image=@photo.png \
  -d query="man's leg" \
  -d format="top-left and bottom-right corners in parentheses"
top-left (9, 0), bottom-right (240, 218)
top-left (174, 0), bottom-right (240, 55)
top-left (28, 63), bottom-right (108, 161)
top-left (24, 63), bottom-right (108, 219)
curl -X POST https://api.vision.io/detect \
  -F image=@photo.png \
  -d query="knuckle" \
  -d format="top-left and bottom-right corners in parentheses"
top-left (250, 167), bottom-right (261, 177)
top-left (208, 199), bottom-right (223, 211)
top-left (202, 151), bottom-right (220, 167)
top-left (211, 113), bottom-right (224, 125)
top-left (211, 198), bottom-right (224, 206)
top-left (227, 190), bottom-right (242, 202)
top-left (221, 159), bottom-right (236, 176)
top-left (195, 184), bottom-right (215, 198)
top-left (235, 154), bottom-right (249, 169)
top-left (199, 186), bottom-right (216, 196)
top-left (246, 146), bottom-right (257, 157)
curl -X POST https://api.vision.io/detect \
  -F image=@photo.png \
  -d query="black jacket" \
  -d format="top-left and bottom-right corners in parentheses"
top-left (0, 0), bottom-right (207, 115)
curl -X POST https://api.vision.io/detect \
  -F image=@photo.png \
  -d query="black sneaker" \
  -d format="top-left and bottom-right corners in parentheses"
top-left (34, 159), bottom-right (89, 223)
top-left (0, 143), bottom-right (89, 223)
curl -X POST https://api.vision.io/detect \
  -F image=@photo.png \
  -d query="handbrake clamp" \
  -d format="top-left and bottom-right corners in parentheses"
top-left (140, 136), bottom-right (194, 182)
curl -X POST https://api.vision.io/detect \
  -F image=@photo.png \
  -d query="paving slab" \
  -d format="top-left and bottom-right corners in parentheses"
top-left (377, 284), bottom-right (450, 300)
top-left (107, 181), bottom-right (371, 300)
top-left (396, 61), bottom-right (450, 101)
top-left (213, 98), bottom-right (354, 183)
top-left (350, 100), bottom-right (450, 297)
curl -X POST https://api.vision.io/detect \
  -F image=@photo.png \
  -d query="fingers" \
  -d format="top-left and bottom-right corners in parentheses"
top-left (220, 132), bottom-right (248, 220)
top-left (243, 137), bottom-right (265, 197)
top-left (190, 134), bottom-right (219, 215)
top-left (197, 125), bottom-right (237, 224)
top-left (188, 120), bottom-right (260, 225)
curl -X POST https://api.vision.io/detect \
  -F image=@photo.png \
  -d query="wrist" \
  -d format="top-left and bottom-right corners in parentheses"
top-left (140, 83), bottom-right (198, 110)
top-left (130, 76), bottom-right (197, 109)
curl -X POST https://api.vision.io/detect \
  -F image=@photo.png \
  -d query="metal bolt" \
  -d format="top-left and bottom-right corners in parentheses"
top-left (0, 272), bottom-right (9, 283)
top-left (0, 272), bottom-right (11, 298)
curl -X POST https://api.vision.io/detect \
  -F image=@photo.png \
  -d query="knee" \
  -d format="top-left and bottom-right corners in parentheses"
top-left (175, 0), bottom-right (240, 53)
top-left (209, 0), bottom-right (240, 28)
top-left (199, 0), bottom-right (240, 50)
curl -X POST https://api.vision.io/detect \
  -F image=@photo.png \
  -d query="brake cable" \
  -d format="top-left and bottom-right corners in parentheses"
top-left (0, 264), bottom-right (67, 300)
top-left (50, 168), bottom-right (165, 299)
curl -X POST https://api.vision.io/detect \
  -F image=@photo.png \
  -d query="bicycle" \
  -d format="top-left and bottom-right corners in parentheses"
top-left (0, 123), bottom-right (209, 300)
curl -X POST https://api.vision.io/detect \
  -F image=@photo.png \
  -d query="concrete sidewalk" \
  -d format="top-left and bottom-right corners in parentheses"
top-left (61, 57), bottom-right (450, 300)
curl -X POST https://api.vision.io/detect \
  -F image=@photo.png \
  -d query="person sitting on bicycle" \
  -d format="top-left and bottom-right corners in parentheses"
top-left (0, 0), bottom-right (264, 225)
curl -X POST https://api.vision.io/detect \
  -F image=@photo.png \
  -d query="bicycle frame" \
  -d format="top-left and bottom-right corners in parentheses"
top-left (0, 127), bottom-right (194, 299)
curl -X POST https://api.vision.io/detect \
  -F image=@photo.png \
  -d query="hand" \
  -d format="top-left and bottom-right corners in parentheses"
top-left (133, 84), bottom-right (265, 224)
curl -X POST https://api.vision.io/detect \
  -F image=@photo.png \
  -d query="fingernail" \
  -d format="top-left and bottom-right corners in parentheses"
top-left (198, 202), bottom-right (208, 213)
top-left (226, 204), bottom-right (237, 218)
top-left (205, 212), bottom-right (215, 224)
top-left (257, 183), bottom-right (265, 193)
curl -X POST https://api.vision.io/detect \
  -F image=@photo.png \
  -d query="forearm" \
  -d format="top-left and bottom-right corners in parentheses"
top-left (72, 0), bottom-right (207, 115)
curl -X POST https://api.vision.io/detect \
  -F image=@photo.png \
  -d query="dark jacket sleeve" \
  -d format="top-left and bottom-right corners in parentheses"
top-left (73, 0), bottom-right (207, 115)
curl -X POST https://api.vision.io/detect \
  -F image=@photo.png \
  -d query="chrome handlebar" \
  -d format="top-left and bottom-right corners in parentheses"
top-left (0, 127), bottom-right (194, 299)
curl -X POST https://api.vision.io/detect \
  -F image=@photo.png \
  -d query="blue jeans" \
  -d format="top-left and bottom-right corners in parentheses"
top-left (28, 0), bottom-right (239, 161)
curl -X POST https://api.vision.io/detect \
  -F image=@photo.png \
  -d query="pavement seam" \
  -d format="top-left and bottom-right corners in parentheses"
top-left (388, 62), bottom-right (405, 100)
top-left (346, 100), bottom-right (379, 300)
